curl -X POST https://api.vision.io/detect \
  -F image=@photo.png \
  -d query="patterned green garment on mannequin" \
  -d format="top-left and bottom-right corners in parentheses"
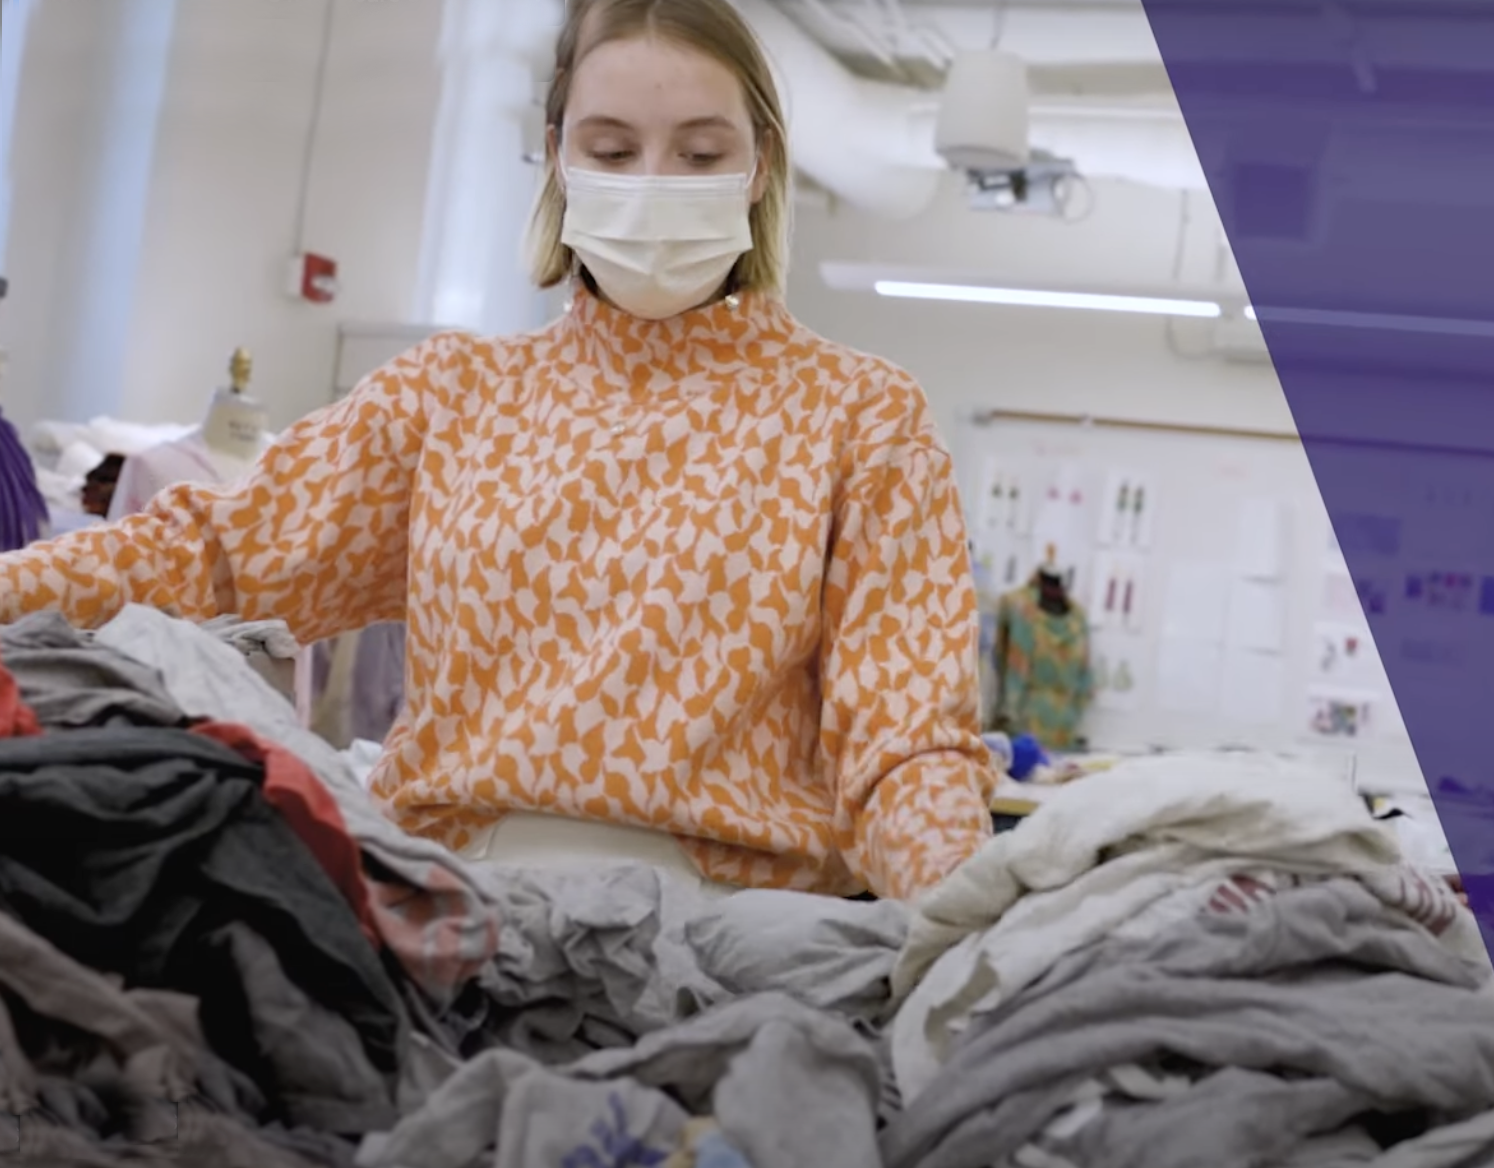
top-left (994, 578), bottom-right (1093, 749)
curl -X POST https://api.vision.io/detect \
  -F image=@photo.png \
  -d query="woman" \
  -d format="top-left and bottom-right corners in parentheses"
top-left (0, 0), bottom-right (997, 899)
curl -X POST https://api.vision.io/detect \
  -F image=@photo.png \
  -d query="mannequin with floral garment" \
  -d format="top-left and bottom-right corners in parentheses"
top-left (993, 547), bottom-right (1093, 750)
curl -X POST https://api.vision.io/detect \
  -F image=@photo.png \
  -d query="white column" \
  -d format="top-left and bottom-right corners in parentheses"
top-left (49, 0), bottom-right (178, 422)
top-left (413, 0), bottom-right (560, 335)
top-left (0, 0), bottom-right (38, 272)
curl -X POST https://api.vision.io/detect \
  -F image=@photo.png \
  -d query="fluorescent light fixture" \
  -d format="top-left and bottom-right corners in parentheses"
top-left (1246, 303), bottom-right (1494, 339)
top-left (874, 280), bottom-right (1223, 320)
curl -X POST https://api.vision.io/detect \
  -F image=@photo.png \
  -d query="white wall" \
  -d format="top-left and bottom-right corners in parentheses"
top-left (784, 175), bottom-right (1293, 453)
top-left (781, 178), bottom-right (1437, 793)
top-left (0, 0), bottom-right (445, 432)
top-left (125, 0), bottom-right (444, 430)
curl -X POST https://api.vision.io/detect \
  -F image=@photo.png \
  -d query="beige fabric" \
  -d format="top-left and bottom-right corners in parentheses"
top-left (458, 812), bottom-right (735, 899)
top-left (310, 631), bottom-right (361, 749)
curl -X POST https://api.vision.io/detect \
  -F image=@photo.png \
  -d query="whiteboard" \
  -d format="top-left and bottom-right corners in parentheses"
top-left (949, 413), bottom-right (1423, 794)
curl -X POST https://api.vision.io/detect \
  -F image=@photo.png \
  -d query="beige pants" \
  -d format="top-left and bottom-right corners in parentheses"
top-left (457, 812), bottom-right (735, 899)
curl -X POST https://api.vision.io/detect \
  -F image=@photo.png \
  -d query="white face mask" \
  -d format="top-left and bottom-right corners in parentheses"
top-left (560, 166), bottom-right (756, 321)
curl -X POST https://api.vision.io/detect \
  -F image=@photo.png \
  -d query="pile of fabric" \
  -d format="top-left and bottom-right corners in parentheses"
top-left (0, 607), bottom-right (1491, 1167)
top-left (883, 754), bottom-right (1494, 1167)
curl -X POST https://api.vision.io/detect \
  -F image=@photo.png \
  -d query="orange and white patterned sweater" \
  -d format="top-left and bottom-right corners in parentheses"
top-left (0, 289), bottom-right (996, 897)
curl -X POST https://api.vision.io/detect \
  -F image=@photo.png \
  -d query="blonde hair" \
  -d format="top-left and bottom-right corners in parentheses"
top-left (524, 0), bottom-right (792, 295)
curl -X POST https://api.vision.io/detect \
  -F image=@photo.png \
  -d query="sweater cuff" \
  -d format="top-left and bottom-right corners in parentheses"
top-left (853, 754), bottom-right (994, 899)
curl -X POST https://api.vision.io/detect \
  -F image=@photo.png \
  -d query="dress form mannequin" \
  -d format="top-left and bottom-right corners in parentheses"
top-left (106, 347), bottom-right (273, 522)
top-left (199, 347), bottom-right (268, 483)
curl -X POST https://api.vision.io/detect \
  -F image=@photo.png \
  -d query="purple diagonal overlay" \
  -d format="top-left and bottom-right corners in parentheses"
top-left (1143, 0), bottom-right (1494, 943)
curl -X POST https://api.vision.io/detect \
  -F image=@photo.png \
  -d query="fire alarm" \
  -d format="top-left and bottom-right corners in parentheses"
top-left (286, 252), bottom-right (339, 304)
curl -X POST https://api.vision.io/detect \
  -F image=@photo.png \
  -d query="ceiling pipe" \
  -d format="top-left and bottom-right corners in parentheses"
top-left (740, 0), bottom-right (1211, 207)
top-left (733, 0), bottom-right (944, 220)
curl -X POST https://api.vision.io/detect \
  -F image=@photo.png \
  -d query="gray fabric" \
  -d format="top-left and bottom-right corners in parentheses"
top-left (202, 615), bottom-right (301, 701)
top-left (93, 609), bottom-right (722, 1067)
top-left (213, 921), bottom-right (395, 1133)
top-left (201, 615), bottom-right (302, 661)
top-left (1053, 1067), bottom-right (1371, 1168)
top-left (0, 610), bottom-right (184, 727)
top-left (882, 880), bottom-right (1494, 1168)
top-left (1269, 1127), bottom-right (1383, 1167)
top-left (94, 605), bottom-right (504, 1004)
top-left (359, 993), bottom-right (882, 1168)
top-left (0, 908), bottom-right (198, 1104)
top-left (1361, 1109), bottom-right (1494, 1168)
top-left (0, 911), bottom-right (330, 1167)
top-left (475, 864), bottom-right (724, 1061)
top-left (357, 1048), bottom-right (689, 1168)
top-left (689, 1127), bottom-right (753, 1168)
top-left (684, 888), bottom-right (908, 1021)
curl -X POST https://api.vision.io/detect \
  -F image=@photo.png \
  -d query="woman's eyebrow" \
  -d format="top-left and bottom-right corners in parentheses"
top-left (674, 115), bottom-right (738, 131)
top-left (572, 114), bottom-right (636, 132)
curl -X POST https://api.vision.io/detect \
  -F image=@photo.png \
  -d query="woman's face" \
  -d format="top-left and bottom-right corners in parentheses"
top-left (558, 35), bottom-right (766, 199)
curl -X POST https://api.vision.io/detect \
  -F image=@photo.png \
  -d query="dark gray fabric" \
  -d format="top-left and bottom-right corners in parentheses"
top-left (208, 922), bottom-right (396, 1133)
top-left (882, 880), bottom-right (1494, 1168)
top-left (0, 611), bottom-right (184, 728)
top-left (0, 726), bottom-right (405, 1133)
top-left (0, 910), bottom-right (336, 1166)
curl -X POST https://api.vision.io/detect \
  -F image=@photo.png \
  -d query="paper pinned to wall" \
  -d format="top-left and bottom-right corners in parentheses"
top-left (1306, 688), bottom-right (1376, 739)
top-left (1162, 562), bottom-right (1231, 643)
top-left (1226, 579), bottom-right (1286, 653)
top-left (1236, 497), bottom-right (1288, 580)
top-left (1092, 631), bottom-right (1145, 712)
top-left (1220, 649), bottom-right (1285, 726)
top-left (1156, 638), bottom-right (1223, 714)
top-left (1312, 620), bottom-right (1387, 689)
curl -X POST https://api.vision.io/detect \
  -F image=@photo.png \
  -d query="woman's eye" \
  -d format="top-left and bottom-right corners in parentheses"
top-left (686, 153), bottom-right (725, 167)
top-left (589, 150), bottom-right (633, 164)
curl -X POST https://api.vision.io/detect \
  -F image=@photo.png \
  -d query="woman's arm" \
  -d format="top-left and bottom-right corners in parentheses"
top-left (0, 334), bottom-right (457, 642)
top-left (821, 401), bottom-right (998, 900)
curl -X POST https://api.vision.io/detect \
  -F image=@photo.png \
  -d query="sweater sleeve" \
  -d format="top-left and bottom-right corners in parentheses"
top-left (821, 430), bottom-right (998, 900)
top-left (0, 334), bottom-right (453, 641)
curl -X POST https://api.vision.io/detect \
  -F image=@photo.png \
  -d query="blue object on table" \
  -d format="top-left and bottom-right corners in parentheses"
top-left (1008, 734), bottom-right (1047, 781)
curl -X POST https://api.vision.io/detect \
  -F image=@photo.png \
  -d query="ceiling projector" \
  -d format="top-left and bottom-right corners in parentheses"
top-left (935, 49), bottom-right (1077, 214)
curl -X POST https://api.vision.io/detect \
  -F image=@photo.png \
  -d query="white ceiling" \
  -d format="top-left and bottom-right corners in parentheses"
top-left (770, 0), bottom-right (1174, 100)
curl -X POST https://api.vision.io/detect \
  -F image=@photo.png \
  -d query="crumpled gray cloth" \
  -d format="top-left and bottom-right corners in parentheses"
top-left (684, 888), bottom-right (909, 1023)
top-left (0, 610), bottom-right (185, 728)
top-left (472, 863), bottom-right (728, 1064)
top-left (357, 993), bottom-right (882, 1168)
top-left (92, 608), bottom-right (721, 1074)
top-left (200, 614), bottom-right (302, 660)
top-left (882, 879), bottom-right (1494, 1168)
top-left (200, 614), bottom-right (302, 700)
top-left (94, 606), bottom-right (503, 1005)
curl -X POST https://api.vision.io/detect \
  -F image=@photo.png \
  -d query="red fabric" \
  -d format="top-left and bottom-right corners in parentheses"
top-left (191, 721), bottom-right (381, 948)
top-left (0, 657), bottom-right (40, 738)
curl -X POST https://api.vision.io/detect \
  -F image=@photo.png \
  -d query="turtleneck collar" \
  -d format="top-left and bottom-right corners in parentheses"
top-left (555, 281), bottom-right (799, 398)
